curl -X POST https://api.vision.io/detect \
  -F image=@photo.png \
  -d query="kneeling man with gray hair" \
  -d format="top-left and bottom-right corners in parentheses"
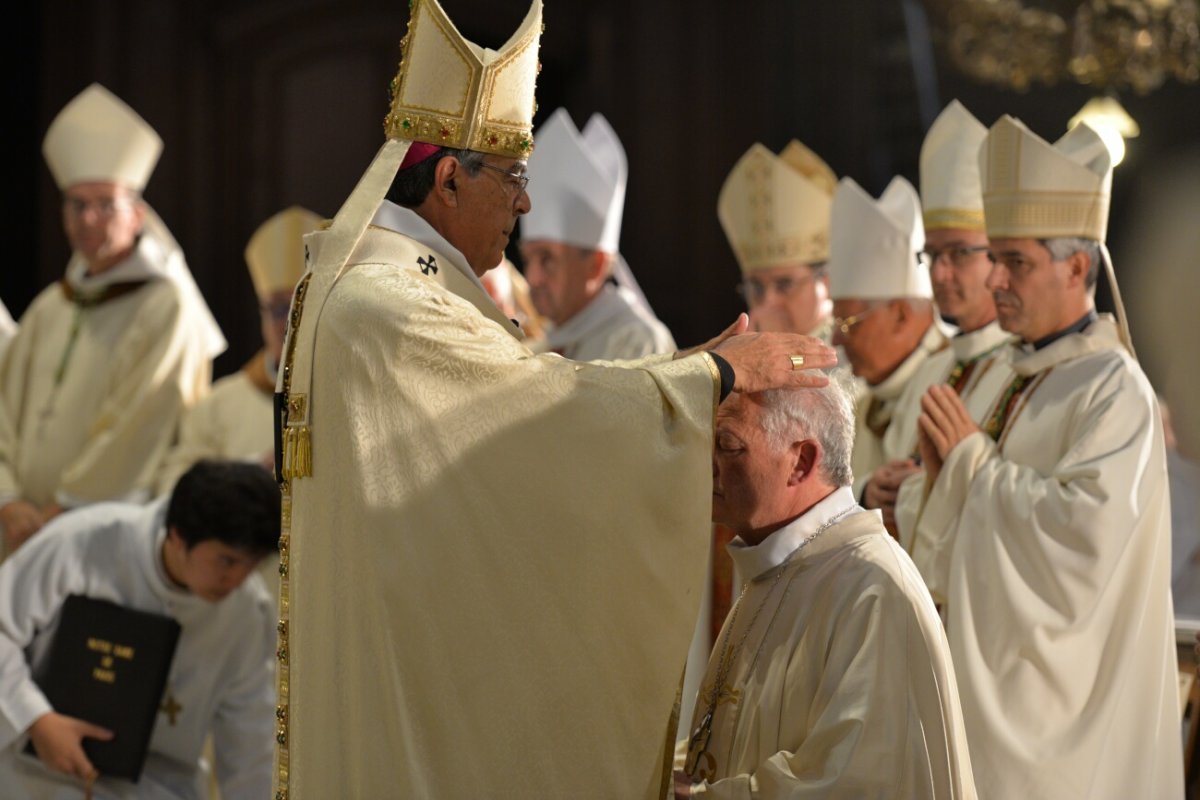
top-left (675, 376), bottom-right (976, 799)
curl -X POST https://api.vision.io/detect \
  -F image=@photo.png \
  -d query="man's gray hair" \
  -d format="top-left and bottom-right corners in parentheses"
top-left (386, 147), bottom-right (487, 208)
top-left (757, 369), bottom-right (856, 488)
top-left (1041, 237), bottom-right (1102, 288)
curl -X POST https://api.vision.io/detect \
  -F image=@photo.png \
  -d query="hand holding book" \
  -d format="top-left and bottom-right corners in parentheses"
top-left (28, 710), bottom-right (111, 783)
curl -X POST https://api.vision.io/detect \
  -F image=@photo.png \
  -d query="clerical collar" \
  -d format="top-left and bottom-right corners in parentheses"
top-left (1029, 310), bottom-right (1098, 351)
top-left (64, 233), bottom-right (166, 293)
top-left (727, 485), bottom-right (859, 581)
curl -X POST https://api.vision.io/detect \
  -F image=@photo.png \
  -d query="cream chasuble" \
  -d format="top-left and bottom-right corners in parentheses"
top-left (883, 321), bottom-right (1012, 466)
top-left (0, 499), bottom-right (275, 799)
top-left (850, 321), bottom-right (952, 498)
top-left (280, 202), bottom-right (719, 799)
top-left (0, 235), bottom-right (216, 520)
top-left (683, 490), bottom-right (976, 799)
top-left (156, 352), bottom-right (275, 496)
top-left (898, 316), bottom-right (1180, 799)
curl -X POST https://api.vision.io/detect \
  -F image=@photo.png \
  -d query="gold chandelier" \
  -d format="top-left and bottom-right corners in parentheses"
top-left (928, 0), bottom-right (1200, 94)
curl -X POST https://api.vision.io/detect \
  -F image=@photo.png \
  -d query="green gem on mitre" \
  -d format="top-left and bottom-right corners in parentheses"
top-left (402, 118), bottom-right (413, 130)
top-left (519, 138), bottom-right (531, 150)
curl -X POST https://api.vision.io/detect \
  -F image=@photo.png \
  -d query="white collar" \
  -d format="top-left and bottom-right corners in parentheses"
top-left (727, 485), bottom-right (860, 581)
top-left (371, 200), bottom-right (490, 296)
top-left (950, 320), bottom-right (1012, 362)
top-left (542, 283), bottom-right (627, 350)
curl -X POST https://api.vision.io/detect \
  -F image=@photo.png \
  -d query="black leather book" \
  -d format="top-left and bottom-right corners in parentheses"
top-left (27, 594), bottom-right (181, 782)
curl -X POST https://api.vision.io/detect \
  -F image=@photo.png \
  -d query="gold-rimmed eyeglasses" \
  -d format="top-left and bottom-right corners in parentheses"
top-left (832, 306), bottom-right (880, 335)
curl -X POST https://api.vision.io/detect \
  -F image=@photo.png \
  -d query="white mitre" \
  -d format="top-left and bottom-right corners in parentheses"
top-left (246, 206), bottom-right (323, 298)
top-left (522, 109), bottom-right (627, 253)
top-left (920, 99), bottom-right (986, 231)
top-left (979, 114), bottom-right (1112, 241)
top-left (43, 83), bottom-right (163, 191)
top-left (828, 176), bottom-right (929, 300)
top-left (717, 140), bottom-right (836, 275)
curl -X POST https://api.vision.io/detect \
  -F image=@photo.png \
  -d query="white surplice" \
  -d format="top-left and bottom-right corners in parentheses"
top-left (850, 321), bottom-right (953, 498)
top-left (681, 487), bottom-right (976, 799)
top-left (883, 321), bottom-right (1012, 465)
top-left (532, 281), bottom-right (677, 360)
top-left (154, 350), bottom-right (279, 604)
top-left (0, 498), bottom-right (275, 799)
top-left (897, 316), bottom-right (1181, 799)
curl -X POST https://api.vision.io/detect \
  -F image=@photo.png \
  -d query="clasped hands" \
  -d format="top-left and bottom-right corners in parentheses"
top-left (917, 384), bottom-right (981, 486)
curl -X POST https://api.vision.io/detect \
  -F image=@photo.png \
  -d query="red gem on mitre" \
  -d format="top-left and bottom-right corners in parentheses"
top-left (439, 127), bottom-right (450, 138)
top-left (488, 134), bottom-right (499, 145)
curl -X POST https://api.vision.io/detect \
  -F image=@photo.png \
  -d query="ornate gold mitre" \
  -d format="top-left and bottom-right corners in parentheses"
top-left (717, 141), bottom-right (836, 275)
top-left (384, 0), bottom-right (543, 159)
top-left (275, 0), bottom-right (544, 485)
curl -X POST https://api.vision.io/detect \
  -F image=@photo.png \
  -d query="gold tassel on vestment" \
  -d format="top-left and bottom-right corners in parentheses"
top-left (281, 426), bottom-right (313, 480)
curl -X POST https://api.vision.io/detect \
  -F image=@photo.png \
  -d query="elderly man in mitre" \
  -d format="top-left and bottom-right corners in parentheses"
top-left (0, 84), bottom-right (224, 558)
top-left (901, 116), bottom-right (1181, 799)
top-left (718, 141), bottom-right (836, 341)
top-left (271, 1), bottom-right (837, 797)
top-left (826, 176), bottom-right (952, 532)
top-left (519, 108), bottom-right (675, 359)
top-left (674, 376), bottom-right (976, 798)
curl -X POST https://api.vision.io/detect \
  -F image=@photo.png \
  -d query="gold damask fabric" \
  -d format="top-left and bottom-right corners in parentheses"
top-left (282, 226), bottom-right (720, 798)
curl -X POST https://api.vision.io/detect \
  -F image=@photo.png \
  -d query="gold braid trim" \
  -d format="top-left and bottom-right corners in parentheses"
top-left (273, 271), bottom-right (313, 800)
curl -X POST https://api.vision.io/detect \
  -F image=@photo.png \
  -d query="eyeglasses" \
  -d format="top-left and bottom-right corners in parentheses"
top-left (735, 267), bottom-right (824, 305)
top-left (479, 162), bottom-right (530, 195)
top-left (63, 197), bottom-right (136, 219)
top-left (919, 244), bottom-right (990, 268)
top-left (831, 306), bottom-right (880, 335)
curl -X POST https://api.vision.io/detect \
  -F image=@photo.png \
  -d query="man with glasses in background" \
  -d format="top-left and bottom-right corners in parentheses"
top-left (888, 101), bottom-right (1010, 552)
top-left (827, 175), bottom-right (952, 532)
top-left (0, 84), bottom-right (223, 559)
